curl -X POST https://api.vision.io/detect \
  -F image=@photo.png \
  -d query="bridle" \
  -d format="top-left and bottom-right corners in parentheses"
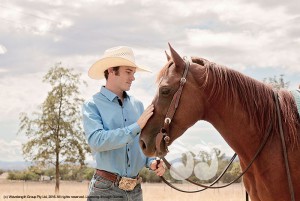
top-left (154, 56), bottom-right (295, 200)
top-left (155, 56), bottom-right (190, 157)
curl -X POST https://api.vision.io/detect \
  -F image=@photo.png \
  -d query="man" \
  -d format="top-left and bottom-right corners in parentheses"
top-left (82, 46), bottom-right (165, 201)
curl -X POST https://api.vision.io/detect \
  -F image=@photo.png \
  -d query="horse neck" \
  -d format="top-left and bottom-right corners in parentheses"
top-left (204, 92), bottom-right (258, 159)
top-left (191, 63), bottom-right (270, 159)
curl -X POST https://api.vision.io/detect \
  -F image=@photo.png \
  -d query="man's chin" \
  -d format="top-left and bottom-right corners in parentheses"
top-left (125, 85), bottom-right (131, 91)
top-left (123, 87), bottom-right (130, 91)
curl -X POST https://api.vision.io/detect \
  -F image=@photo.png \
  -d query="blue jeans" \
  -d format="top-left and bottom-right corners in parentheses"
top-left (87, 174), bottom-right (143, 201)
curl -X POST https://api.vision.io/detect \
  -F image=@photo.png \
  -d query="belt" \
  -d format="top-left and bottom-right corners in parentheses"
top-left (95, 169), bottom-right (119, 183)
top-left (95, 169), bottom-right (142, 191)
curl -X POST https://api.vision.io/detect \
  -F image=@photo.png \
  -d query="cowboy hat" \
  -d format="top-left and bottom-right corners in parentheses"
top-left (88, 46), bottom-right (151, 80)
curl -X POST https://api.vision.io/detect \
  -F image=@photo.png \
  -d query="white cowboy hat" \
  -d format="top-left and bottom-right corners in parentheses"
top-left (88, 46), bottom-right (151, 80)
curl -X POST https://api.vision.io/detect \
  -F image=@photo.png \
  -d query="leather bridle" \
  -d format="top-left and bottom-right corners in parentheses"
top-left (155, 56), bottom-right (191, 157)
top-left (154, 56), bottom-right (295, 200)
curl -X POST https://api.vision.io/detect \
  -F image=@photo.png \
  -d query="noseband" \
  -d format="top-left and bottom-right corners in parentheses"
top-left (155, 56), bottom-right (191, 156)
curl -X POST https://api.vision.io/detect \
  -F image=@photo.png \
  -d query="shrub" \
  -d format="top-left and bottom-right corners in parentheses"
top-left (7, 170), bottom-right (39, 181)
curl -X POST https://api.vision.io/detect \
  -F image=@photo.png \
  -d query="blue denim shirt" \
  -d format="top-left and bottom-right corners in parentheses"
top-left (82, 86), bottom-right (155, 177)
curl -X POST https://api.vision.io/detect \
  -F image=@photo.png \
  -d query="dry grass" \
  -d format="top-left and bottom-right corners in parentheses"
top-left (142, 182), bottom-right (247, 201)
top-left (0, 180), bottom-right (248, 201)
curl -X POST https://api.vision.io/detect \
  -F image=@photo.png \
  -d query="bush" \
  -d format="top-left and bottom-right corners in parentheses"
top-left (7, 171), bottom-right (19, 180)
top-left (23, 171), bottom-right (40, 181)
top-left (220, 162), bottom-right (242, 183)
top-left (58, 165), bottom-right (94, 181)
top-left (7, 170), bottom-right (39, 181)
top-left (139, 167), bottom-right (161, 183)
top-left (82, 167), bottom-right (94, 180)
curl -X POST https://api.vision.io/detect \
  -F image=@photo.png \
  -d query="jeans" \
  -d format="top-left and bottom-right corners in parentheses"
top-left (87, 174), bottom-right (143, 201)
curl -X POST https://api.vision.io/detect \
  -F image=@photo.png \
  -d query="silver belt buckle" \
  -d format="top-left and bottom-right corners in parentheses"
top-left (118, 177), bottom-right (142, 191)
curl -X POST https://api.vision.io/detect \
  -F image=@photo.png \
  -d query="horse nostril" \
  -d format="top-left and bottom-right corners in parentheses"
top-left (139, 139), bottom-right (147, 150)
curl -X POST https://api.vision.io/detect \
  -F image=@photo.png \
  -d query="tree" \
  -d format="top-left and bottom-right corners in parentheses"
top-left (263, 74), bottom-right (289, 90)
top-left (18, 63), bottom-right (91, 193)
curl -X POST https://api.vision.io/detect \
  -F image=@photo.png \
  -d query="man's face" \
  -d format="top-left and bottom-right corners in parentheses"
top-left (112, 66), bottom-right (136, 91)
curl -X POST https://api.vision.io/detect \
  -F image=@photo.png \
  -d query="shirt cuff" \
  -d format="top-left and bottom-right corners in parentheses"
top-left (127, 122), bottom-right (141, 137)
top-left (147, 157), bottom-right (156, 169)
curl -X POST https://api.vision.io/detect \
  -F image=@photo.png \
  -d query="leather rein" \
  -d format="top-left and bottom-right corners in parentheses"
top-left (154, 56), bottom-right (295, 200)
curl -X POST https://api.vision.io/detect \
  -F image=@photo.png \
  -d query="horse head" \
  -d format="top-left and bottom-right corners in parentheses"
top-left (139, 44), bottom-right (207, 157)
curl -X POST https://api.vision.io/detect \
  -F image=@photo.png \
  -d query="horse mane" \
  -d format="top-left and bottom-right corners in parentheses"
top-left (191, 57), bottom-right (299, 148)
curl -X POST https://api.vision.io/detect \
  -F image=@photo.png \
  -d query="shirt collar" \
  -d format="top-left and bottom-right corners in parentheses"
top-left (100, 86), bottom-right (129, 102)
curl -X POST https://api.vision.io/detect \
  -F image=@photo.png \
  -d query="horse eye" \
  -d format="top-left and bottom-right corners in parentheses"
top-left (160, 88), bottom-right (170, 96)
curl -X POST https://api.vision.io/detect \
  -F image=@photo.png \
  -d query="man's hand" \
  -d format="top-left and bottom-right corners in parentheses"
top-left (150, 159), bottom-right (166, 177)
top-left (137, 104), bottom-right (154, 129)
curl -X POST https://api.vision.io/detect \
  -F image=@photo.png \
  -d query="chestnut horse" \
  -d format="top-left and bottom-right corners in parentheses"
top-left (140, 45), bottom-right (300, 201)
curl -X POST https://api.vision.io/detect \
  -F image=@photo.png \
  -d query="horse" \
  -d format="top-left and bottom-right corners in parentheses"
top-left (139, 44), bottom-right (300, 201)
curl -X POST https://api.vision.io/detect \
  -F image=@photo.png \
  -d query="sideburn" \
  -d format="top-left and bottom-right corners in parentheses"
top-left (104, 66), bottom-right (120, 79)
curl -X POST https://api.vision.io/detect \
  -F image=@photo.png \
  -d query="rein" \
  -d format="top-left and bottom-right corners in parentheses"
top-left (154, 56), bottom-right (295, 200)
top-left (159, 122), bottom-right (272, 193)
top-left (274, 92), bottom-right (295, 201)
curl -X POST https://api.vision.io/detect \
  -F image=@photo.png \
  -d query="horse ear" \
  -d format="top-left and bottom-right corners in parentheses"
top-left (168, 43), bottom-right (185, 68)
top-left (165, 51), bottom-right (171, 61)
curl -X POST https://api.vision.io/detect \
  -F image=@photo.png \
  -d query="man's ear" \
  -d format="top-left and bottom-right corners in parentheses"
top-left (108, 67), bottom-right (113, 74)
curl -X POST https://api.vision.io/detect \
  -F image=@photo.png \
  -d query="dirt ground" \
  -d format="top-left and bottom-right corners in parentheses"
top-left (0, 179), bottom-right (248, 201)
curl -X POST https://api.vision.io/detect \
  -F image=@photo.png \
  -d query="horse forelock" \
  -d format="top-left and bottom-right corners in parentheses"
top-left (193, 57), bottom-right (300, 148)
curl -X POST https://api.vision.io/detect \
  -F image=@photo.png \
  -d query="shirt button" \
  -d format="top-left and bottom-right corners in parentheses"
top-left (128, 164), bottom-right (130, 167)
top-left (125, 119), bottom-right (127, 121)
top-left (128, 148), bottom-right (130, 151)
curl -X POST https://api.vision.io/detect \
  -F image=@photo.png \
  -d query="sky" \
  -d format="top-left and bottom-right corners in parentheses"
top-left (0, 0), bottom-right (299, 162)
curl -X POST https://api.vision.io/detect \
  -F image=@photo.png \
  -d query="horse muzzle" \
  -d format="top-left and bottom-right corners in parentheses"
top-left (155, 129), bottom-right (170, 157)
